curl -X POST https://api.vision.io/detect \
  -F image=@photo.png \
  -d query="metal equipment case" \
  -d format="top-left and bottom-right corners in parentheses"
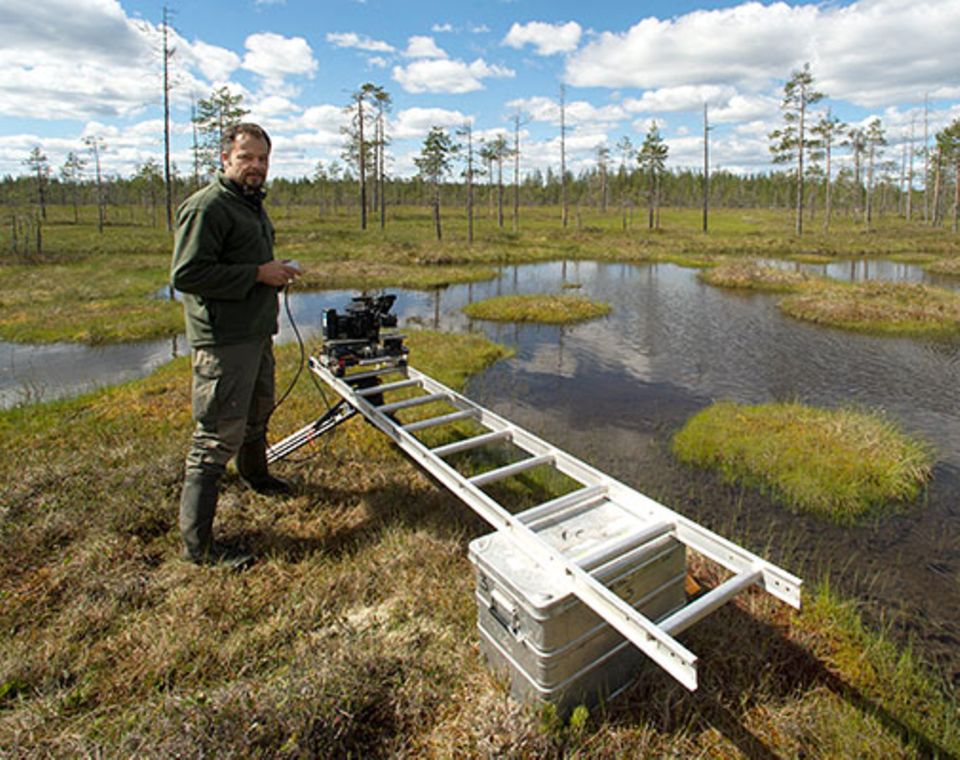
top-left (469, 500), bottom-right (687, 712)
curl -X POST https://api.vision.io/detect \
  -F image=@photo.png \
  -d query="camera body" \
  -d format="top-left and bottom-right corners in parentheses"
top-left (320, 293), bottom-right (407, 376)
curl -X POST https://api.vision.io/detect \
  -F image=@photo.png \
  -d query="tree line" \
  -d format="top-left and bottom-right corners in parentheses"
top-left (5, 64), bottom-right (960, 255)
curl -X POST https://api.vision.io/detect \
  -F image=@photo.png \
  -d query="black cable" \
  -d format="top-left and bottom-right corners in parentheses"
top-left (271, 284), bottom-right (333, 417)
top-left (270, 285), bottom-right (303, 414)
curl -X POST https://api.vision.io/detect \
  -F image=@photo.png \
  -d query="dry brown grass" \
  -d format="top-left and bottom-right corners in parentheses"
top-left (780, 281), bottom-right (960, 336)
top-left (698, 259), bottom-right (817, 292)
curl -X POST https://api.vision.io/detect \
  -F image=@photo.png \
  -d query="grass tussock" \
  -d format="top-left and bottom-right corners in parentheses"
top-left (462, 293), bottom-right (611, 324)
top-left (671, 400), bottom-right (934, 523)
top-left (698, 259), bottom-right (817, 292)
top-left (696, 258), bottom-right (960, 336)
top-left (924, 256), bottom-right (960, 276)
top-left (779, 281), bottom-right (960, 336)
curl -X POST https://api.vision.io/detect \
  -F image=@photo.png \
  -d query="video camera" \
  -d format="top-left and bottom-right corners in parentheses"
top-left (320, 293), bottom-right (407, 376)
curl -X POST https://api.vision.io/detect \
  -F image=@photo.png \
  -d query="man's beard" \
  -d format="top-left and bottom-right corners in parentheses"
top-left (241, 172), bottom-right (265, 192)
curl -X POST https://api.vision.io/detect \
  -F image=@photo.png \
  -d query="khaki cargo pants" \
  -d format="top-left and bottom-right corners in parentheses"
top-left (185, 336), bottom-right (276, 478)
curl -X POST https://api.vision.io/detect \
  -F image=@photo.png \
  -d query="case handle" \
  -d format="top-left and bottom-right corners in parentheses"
top-left (488, 587), bottom-right (521, 638)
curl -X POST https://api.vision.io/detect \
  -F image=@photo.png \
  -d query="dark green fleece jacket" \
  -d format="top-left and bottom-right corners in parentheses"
top-left (171, 173), bottom-right (278, 347)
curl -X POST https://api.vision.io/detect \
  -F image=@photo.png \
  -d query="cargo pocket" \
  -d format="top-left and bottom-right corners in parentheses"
top-left (192, 351), bottom-right (244, 427)
top-left (191, 351), bottom-right (222, 425)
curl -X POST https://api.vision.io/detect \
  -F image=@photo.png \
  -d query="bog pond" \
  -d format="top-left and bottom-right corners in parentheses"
top-left (4, 258), bottom-right (959, 684)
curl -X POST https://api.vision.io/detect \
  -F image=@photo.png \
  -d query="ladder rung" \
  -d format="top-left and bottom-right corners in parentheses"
top-left (431, 429), bottom-right (512, 457)
top-left (517, 485), bottom-right (607, 527)
top-left (659, 568), bottom-right (763, 637)
top-left (356, 378), bottom-right (420, 397)
top-left (572, 520), bottom-right (674, 572)
top-left (378, 392), bottom-right (448, 414)
top-left (344, 366), bottom-right (406, 383)
top-left (469, 454), bottom-right (554, 487)
top-left (403, 409), bottom-right (479, 432)
top-left (591, 534), bottom-right (677, 583)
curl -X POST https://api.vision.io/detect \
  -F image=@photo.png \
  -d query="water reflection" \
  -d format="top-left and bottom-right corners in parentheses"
top-left (764, 256), bottom-right (960, 289)
top-left (0, 335), bottom-right (183, 408)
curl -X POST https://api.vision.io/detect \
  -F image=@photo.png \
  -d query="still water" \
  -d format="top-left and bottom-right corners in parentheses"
top-left (293, 259), bottom-right (960, 686)
top-left (3, 259), bottom-right (959, 683)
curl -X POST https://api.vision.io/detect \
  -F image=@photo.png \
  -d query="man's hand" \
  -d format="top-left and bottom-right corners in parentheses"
top-left (256, 260), bottom-right (302, 288)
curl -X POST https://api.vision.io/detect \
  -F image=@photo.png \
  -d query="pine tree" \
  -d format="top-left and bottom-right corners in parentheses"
top-left (192, 86), bottom-right (248, 178)
top-left (414, 127), bottom-right (458, 241)
top-left (60, 151), bottom-right (86, 223)
top-left (637, 123), bottom-right (668, 230)
top-left (810, 109), bottom-right (846, 232)
top-left (935, 119), bottom-right (960, 232)
top-left (769, 63), bottom-right (824, 235)
top-left (863, 118), bottom-right (887, 229)
top-left (23, 147), bottom-right (50, 221)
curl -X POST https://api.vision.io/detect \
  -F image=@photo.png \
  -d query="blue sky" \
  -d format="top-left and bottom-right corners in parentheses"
top-left (3, 0), bottom-right (959, 182)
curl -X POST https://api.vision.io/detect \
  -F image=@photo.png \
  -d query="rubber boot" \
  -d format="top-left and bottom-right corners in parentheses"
top-left (179, 469), bottom-right (254, 570)
top-left (179, 469), bottom-right (219, 562)
top-left (236, 438), bottom-right (293, 496)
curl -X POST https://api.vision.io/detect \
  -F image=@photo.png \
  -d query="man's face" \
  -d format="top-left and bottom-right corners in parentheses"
top-left (221, 132), bottom-right (270, 191)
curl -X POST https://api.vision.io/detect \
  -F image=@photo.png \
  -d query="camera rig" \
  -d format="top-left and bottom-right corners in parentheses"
top-left (269, 309), bottom-right (803, 695)
top-left (318, 293), bottom-right (408, 377)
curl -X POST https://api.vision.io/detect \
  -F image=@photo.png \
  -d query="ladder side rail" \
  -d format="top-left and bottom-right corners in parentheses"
top-left (410, 368), bottom-right (802, 609)
top-left (317, 364), bottom-right (701, 690)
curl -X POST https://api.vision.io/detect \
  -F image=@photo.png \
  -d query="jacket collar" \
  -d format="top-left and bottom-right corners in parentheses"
top-left (216, 171), bottom-right (267, 208)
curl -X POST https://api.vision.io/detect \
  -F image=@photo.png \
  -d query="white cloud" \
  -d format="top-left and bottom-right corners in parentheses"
top-left (368, 56), bottom-right (389, 69)
top-left (710, 94), bottom-right (780, 124)
top-left (566, 4), bottom-right (814, 91)
top-left (242, 33), bottom-right (317, 83)
top-left (503, 21), bottom-right (582, 56)
top-left (566, 0), bottom-right (960, 108)
top-left (393, 59), bottom-right (514, 94)
top-left (432, 23), bottom-right (453, 33)
top-left (0, 0), bottom-right (158, 120)
top-left (816, 0), bottom-right (960, 106)
top-left (325, 32), bottom-right (395, 53)
top-left (186, 40), bottom-right (242, 83)
top-left (506, 96), bottom-right (626, 128)
top-left (392, 107), bottom-right (470, 140)
top-left (623, 85), bottom-right (737, 114)
top-left (404, 36), bottom-right (448, 59)
top-left (249, 95), bottom-right (301, 119)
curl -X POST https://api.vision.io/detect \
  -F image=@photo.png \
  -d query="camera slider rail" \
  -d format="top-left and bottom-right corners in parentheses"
top-left (267, 352), bottom-right (802, 692)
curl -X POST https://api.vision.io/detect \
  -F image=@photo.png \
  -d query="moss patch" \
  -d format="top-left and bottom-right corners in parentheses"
top-left (779, 281), bottom-right (960, 336)
top-left (698, 260), bottom-right (816, 292)
top-left (462, 293), bottom-right (611, 324)
top-left (671, 400), bottom-right (933, 523)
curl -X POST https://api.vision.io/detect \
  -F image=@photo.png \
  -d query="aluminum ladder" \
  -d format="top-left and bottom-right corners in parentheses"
top-left (273, 354), bottom-right (802, 691)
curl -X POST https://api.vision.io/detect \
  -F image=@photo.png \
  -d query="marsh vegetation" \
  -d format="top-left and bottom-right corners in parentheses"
top-left (1, 204), bottom-right (960, 755)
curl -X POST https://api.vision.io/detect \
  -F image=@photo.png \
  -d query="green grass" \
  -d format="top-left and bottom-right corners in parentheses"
top-left (1, 329), bottom-right (957, 755)
top-left (3, 203), bottom-right (960, 344)
top-left (671, 400), bottom-right (934, 523)
top-left (462, 293), bottom-right (611, 324)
